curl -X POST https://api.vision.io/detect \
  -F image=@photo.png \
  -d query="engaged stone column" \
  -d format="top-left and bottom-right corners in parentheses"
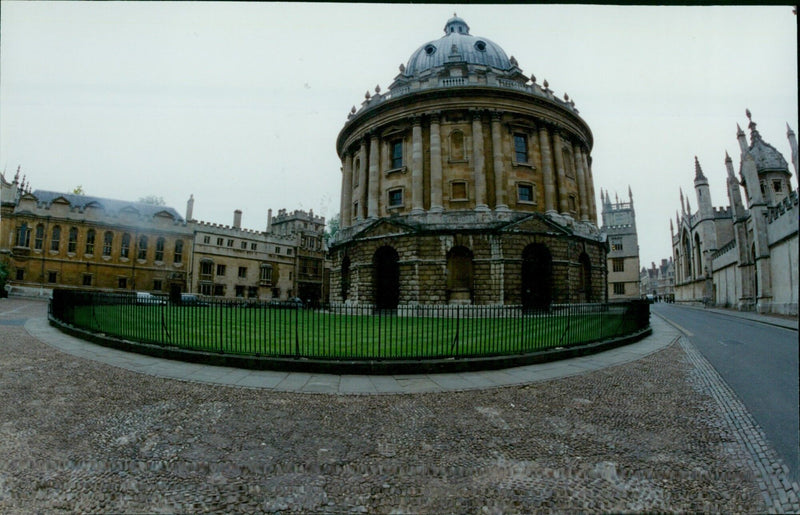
top-left (553, 132), bottom-right (569, 215)
top-left (573, 144), bottom-right (589, 221)
top-left (368, 133), bottom-right (380, 218)
top-left (491, 111), bottom-right (508, 211)
top-left (341, 153), bottom-right (353, 227)
top-left (411, 116), bottom-right (424, 214)
top-left (538, 125), bottom-right (556, 213)
top-left (472, 111), bottom-right (489, 211)
top-left (357, 138), bottom-right (368, 220)
top-left (429, 113), bottom-right (443, 212)
top-left (581, 150), bottom-right (597, 224)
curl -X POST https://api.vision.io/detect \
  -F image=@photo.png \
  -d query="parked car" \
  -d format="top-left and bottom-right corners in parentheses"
top-left (180, 293), bottom-right (208, 306)
top-left (267, 297), bottom-right (304, 309)
top-left (136, 291), bottom-right (166, 305)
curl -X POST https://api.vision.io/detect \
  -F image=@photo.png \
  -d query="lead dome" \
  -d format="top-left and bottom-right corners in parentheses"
top-left (404, 15), bottom-right (514, 77)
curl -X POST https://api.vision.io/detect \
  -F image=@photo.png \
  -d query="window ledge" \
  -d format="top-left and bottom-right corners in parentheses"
top-left (517, 200), bottom-right (538, 205)
top-left (384, 166), bottom-right (407, 176)
top-left (387, 204), bottom-right (405, 210)
top-left (450, 198), bottom-right (469, 203)
top-left (102, 256), bottom-right (112, 261)
top-left (512, 161), bottom-right (536, 169)
top-left (448, 158), bottom-right (469, 164)
top-left (120, 257), bottom-right (130, 263)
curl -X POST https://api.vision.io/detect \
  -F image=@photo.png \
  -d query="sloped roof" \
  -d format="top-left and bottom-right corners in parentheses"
top-left (30, 190), bottom-right (184, 221)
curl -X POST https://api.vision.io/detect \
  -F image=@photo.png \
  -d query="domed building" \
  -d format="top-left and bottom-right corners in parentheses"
top-left (329, 15), bottom-right (606, 308)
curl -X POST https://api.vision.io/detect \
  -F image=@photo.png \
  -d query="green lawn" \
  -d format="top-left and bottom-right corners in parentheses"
top-left (66, 304), bottom-right (640, 360)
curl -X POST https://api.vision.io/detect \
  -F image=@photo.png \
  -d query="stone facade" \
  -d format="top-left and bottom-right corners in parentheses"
top-left (0, 174), bottom-right (327, 303)
top-left (329, 16), bottom-right (606, 308)
top-left (672, 111), bottom-right (798, 315)
top-left (601, 188), bottom-right (640, 300)
top-left (640, 258), bottom-right (675, 300)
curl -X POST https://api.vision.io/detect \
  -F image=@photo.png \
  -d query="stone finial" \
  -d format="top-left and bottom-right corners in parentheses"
top-left (399, 63), bottom-right (405, 73)
top-left (510, 56), bottom-right (518, 67)
top-left (530, 73), bottom-right (536, 83)
top-left (13, 165), bottom-right (20, 183)
top-left (350, 106), bottom-right (356, 114)
top-left (736, 123), bottom-right (745, 136)
top-left (694, 156), bottom-right (706, 180)
top-left (365, 90), bottom-right (371, 99)
top-left (375, 84), bottom-right (381, 94)
top-left (787, 122), bottom-right (795, 137)
top-left (543, 79), bottom-right (549, 89)
top-left (725, 150), bottom-right (732, 162)
top-left (745, 108), bottom-right (752, 121)
top-left (564, 93), bottom-right (569, 101)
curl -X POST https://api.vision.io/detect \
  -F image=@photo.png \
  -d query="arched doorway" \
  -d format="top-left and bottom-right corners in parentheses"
top-left (341, 255), bottom-right (351, 301)
top-left (521, 243), bottom-right (553, 310)
top-left (373, 246), bottom-right (400, 310)
top-left (578, 252), bottom-right (592, 302)
top-left (446, 246), bottom-right (473, 304)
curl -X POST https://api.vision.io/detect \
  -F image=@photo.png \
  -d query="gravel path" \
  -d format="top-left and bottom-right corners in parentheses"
top-left (0, 299), bottom-right (767, 513)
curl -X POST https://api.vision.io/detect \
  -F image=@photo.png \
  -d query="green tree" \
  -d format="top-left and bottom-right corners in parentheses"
top-left (324, 213), bottom-right (340, 246)
top-left (138, 195), bottom-right (166, 206)
top-left (72, 185), bottom-right (85, 195)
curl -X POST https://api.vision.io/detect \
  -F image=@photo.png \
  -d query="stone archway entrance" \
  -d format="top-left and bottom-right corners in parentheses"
top-left (521, 243), bottom-right (552, 310)
top-left (579, 252), bottom-right (592, 302)
top-left (373, 246), bottom-right (400, 310)
top-left (446, 246), bottom-right (473, 304)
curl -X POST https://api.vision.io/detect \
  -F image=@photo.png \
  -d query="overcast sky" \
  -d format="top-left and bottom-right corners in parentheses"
top-left (1, 3), bottom-right (797, 268)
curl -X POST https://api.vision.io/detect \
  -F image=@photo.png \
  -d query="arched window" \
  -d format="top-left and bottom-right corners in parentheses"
top-left (682, 232), bottom-right (692, 279)
top-left (51, 225), bottom-right (61, 252)
top-left (353, 158), bottom-right (360, 186)
top-left (563, 148), bottom-right (575, 179)
top-left (155, 237), bottom-right (165, 262)
top-left (446, 246), bottom-right (473, 303)
top-left (85, 229), bottom-right (96, 255)
top-left (694, 233), bottom-right (703, 278)
top-left (450, 130), bottom-right (465, 161)
top-left (103, 231), bottom-right (114, 256)
top-left (341, 255), bottom-right (351, 301)
top-left (15, 222), bottom-right (30, 247)
top-left (68, 227), bottom-right (78, 253)
top-left (121, 233), bottom-right (131, 258)
top-left (173, 240), bottom-right (184, 264)
top-left (137, 235), bottom-right (148, 260)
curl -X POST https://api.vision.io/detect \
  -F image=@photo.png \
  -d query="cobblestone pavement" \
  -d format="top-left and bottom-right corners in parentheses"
top-left (0, 298), bottom-right (789, 513)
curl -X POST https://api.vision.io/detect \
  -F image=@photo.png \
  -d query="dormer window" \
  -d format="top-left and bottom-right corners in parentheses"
top-left (424, 45), bottom-right (436, 55)
top-left (475, 41), bottom-right (487, 52)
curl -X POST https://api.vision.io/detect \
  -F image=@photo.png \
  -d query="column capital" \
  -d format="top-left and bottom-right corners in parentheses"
top-left (490, 110), bottom-right (503, 122)
top-left (411, 114), bottom-right (423, 126)
top-left (428, 111), bottom-right (442, 124)
top-left (470, 109), bottom-right (485, 121)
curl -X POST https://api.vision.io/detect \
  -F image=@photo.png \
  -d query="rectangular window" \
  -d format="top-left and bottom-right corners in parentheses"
top-left (174, 240), bottom-right (184, 264)
top-left (612, 258), bottom-right (625, 272)
top-left (137, 236), bottom-right (148, 260)
top-left (227, 239), bottom-right (234, 247)
top-left (200, 261), bottom-right (213, 277)
top-left (153, 279), bottom-right (162, 291)
top-left (391, 140), bottom-right (403, 169)
top-left (235, 285), bottom-right (245, 298)
top-left (613, 283), bottom-right (625, 295)
top-left (568, 195), bottom-right (577, 212)
top-left (103, 232), bottom-right (113, 256)
top-left (248, 286), bottom-right (259, 298)
top-left (610, 238), bottom-right (623, 252)
top-left (287, 248), bottom-right (292, 255)
top-left (203, 235), bottom-right (211, 244)
top-left (34, 224), bottom-right (44, 250)
top-left (514, 134), bottom-right (528, 163)
top-left (155, 238), bottom-right (165, 262)
top-left (83, 274), bottom-right (92, 286)
top-left (47, 271), bottom-right (58, 283)
top-left (213, 284), bottom-right (224, 296)
top-left (238, 266), bottom-right (247, 278)
top-left (250, 243), bottom-right (257, 251)
top-left (68, 227), bottom-right (78, 253)
top-left (121, 234), bottom-right (130, 258)
top-left (241, 241), bottom-right (247, 249)
top-left (118, 277), bottom-right (127, 289)
top-left (451, 182), bottom-right (468, 201)
top-left (773, 180), bottom-right (783, 192)
top-left (85, 230), bottom-right (95, 255)
top-left (260, 264), bottom-right (273, 285)
top-left (200, 283), bottom-right (212, 296)
top-left (217, 237), bottom-right (224, 246)
top-left (518, 184), bottom-right (534, 203)
top-left (216, 264), bottom-right (226, 276)
top-left (51, 226), bottom-right (61, 252)
top-left (16, 269), bottom-right (24, 281)
top-left (275, 247), bottom-right (281, 254)
top-left (388, 188), bottom-right (403, 207)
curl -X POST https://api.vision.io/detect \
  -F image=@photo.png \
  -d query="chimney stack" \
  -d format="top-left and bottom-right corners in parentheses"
top-left (186, 194), bottom-right (194, 221)
top-left (267, 208), bottom-right (273, 233)
top-left (233, 209), bottom-right (242, 229)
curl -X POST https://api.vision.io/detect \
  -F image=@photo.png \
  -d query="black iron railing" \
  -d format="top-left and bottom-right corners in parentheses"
top-left (49, 290), bottom-right (650, 362)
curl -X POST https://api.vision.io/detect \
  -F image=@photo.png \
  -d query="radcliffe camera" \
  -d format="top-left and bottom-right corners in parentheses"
top-left (0, 5), bottom-right (797, 513)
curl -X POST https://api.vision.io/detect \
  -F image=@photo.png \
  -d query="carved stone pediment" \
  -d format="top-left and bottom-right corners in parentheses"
top-left (501, 213), bottom-right (571, 235)
top-left (351, 218), bottom-right (417, 241)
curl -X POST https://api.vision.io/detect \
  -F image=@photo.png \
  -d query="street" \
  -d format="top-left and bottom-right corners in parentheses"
top-left (653, 303), bottom-right (799, 482)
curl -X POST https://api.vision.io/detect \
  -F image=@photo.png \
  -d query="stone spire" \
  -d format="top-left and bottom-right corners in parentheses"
top-left (680, 188), bottom-right (685, 214)
top-left (736, 123), bottom-right (748, 154)
top-left (694, 156), bottom-right (707, 182)
top-left (787, 123), bottom-right (799, 181)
